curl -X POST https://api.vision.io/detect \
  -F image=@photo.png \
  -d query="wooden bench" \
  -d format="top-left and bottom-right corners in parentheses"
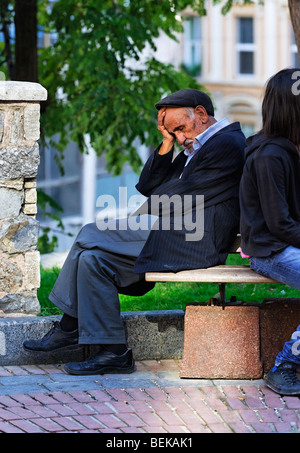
top-left (145, 235), bottom-right (277, 306)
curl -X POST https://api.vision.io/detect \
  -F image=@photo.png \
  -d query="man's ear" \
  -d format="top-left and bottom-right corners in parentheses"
top-left (195, 105), bottom-right (209, 123)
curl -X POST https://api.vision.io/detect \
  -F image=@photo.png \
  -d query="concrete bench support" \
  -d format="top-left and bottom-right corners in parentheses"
top-left (180, 299), bottom-right (300, 379)
top-left (180, 304), bottom-right (262, 379)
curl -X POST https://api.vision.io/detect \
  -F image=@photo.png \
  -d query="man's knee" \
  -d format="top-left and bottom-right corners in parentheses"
top-left (78, 249), bottom-right (107, 271)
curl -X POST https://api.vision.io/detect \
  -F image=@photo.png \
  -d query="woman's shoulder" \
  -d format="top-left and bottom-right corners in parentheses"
top-left (248, 134), bottom-right (298, 160)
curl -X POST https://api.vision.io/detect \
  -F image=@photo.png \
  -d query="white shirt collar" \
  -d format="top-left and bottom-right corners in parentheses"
top-left (184, 118), bottom-right (230, 157)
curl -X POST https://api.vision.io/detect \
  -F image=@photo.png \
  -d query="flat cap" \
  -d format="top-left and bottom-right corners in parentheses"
top-left (155, 88), bottom-right (214, 116)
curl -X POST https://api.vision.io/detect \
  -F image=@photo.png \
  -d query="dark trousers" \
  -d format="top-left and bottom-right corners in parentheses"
top-left (49, 217), bottom-right (154, 344)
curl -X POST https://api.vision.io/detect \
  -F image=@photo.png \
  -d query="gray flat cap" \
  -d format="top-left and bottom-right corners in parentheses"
top-left (155, 88), bottom-right (214, 116)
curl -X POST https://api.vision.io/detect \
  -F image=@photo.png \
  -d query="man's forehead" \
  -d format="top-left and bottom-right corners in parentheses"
top-left (164, 107), bottom-right (190, 125)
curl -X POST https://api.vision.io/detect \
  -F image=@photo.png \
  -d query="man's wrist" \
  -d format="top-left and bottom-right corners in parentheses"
top-left (158, 139), bottom-right (174, 155)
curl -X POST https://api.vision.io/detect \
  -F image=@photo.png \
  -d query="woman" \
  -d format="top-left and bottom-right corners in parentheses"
top-left (239, 68), bottom-right (300, 395)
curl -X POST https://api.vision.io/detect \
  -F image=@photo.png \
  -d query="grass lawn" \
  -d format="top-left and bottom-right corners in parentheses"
top-left (38, 254), bottom-right (300, 316)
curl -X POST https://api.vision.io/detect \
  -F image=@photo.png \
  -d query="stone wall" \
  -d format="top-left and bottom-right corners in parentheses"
top-left (0, 82), bottom-right (47, 315)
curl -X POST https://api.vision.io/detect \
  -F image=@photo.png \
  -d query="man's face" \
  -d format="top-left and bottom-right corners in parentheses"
top-left (163, 107), bottom-right (206, 150)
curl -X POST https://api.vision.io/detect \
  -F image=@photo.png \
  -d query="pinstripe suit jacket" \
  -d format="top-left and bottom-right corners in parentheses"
top-left (134, 122), bottom-right (245, 273)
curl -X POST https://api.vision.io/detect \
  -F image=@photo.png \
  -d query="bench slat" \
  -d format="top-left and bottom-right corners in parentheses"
top-left (145, 265), bottom-right (277, 283)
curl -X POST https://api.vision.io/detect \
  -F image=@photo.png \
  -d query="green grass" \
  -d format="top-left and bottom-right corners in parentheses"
top-left (37, 255), bottom-right (300, 316)
top-left (38, 266), bottom-right (62, 316)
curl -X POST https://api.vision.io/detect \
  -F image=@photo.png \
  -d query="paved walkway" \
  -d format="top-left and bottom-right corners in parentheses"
top-left (0, 359), bottom-right (299, 434)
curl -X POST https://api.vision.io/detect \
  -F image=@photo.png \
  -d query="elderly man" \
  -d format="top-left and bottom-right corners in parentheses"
top-left (23, 89), bottom-right (245, 375)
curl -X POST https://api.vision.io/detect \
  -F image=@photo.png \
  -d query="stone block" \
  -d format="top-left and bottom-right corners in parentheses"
top-left (10, 107), bottom-right (22, 144)
top-left (0, 215), bottom-right (39, 253)
top-left (24, 178), bottom-right (36, 189)
top-left (24, 188), bottom-right (37, 204)
top-left (0, 178), bottom-right (24, 190)
top-left (180, 304), bottom-right (263, 379)
top-left (23, 203), bottom-right (37, 215)
top-left (24, 104), bottom-right (40, 141)
top-left (0, 187), bottom-right (23, 219)
top-left (260, 299), bottom-right (300, 372)
top-left (0, 110), bottom-right (4, 143)
top-left (0, 291), bottom-right (40, 315)
top-left (123, 310), bottom-right (184, 360)
top-left (0, 144), bottom-right (40, 179)
top-left (24, 250), bottom-right (40, 290)
top-left (0, 258), bottom-right (23, 294)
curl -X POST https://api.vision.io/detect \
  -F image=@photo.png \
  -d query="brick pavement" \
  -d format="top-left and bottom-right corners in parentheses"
top-left (0, 359), bottom-right (299, 434)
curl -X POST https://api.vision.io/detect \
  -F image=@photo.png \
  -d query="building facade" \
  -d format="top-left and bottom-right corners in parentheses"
top-left (180, 0), bottom-right (299, 135)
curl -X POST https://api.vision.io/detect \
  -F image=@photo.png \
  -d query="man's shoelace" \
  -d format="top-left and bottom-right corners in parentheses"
top-left (42, 321), bottom-right (60, 340)
top-left (281, 368), bottom-right (300, 385)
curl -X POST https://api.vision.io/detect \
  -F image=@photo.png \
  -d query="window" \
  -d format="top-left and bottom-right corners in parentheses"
top-left (237, 17), bottom-right (255, 75)
top-left (37, 140), bottom-right (82, 218)
top-left (183, 16), bottom-right (202, 76)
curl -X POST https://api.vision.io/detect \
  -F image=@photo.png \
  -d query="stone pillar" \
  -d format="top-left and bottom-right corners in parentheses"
top-left (0, 81), bottom-right (47, 316)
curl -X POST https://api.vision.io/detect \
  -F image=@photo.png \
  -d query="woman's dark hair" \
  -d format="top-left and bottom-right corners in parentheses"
top-left (262, 68), bottom-right (300, 147)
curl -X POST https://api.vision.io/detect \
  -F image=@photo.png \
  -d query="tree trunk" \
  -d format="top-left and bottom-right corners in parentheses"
top-left (288, 0), bottom-right (300, 63)
top-left (1, 16), bottom-right (14, 79)
top-left (14, 0), bottom-right (38, 82)
top-left (0, 0), bottom-right (14, 79)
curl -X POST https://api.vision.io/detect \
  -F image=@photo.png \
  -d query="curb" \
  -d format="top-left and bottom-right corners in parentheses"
top-left (0, 310), bottom-right (184, 366)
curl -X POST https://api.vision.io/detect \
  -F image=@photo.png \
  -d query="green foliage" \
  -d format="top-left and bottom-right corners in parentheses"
top-left (181, 62), bottom-right (202, 77)
top-left (38, 228), bottom-right (58, 254)
top-left (38, 266), bottom-right (63, 315)
top-left (38, 0), bottom-right (204, 175)
top-left (187, 0), bottom-right (260, 16)
top-left (37, 189), bottom-right (73, 254)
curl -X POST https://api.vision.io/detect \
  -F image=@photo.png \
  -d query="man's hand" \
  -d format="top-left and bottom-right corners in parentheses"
top-left (157, 108), bottom-right (175, 155)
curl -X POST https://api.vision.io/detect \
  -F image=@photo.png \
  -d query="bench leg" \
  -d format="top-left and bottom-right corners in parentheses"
top-left (219, 283), bottom-right (226, 308)
top-left (208, 283), bottom-right (226, 307)
top-left (208, 283), bottom-right (238, 307)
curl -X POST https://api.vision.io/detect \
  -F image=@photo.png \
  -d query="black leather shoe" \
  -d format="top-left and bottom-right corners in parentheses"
top-left (64, 348), bottom-right (135, 375)
top-left (23, 321), bottom-right (78, 352)
top-left (265, 362), bottom-right (300, 395)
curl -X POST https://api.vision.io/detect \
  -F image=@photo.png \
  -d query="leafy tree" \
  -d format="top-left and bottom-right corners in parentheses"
top-left (39, 0), bottom-right (202, 175)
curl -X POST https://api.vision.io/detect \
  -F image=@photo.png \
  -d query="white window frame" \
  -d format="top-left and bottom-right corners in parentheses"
top-left (236, 17), bottom-right (255, 77)
top-left (183, 16), bottom-right (202, 75)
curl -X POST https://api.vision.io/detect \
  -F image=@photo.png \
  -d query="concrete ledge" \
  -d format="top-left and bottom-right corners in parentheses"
top-left (0, 299), bottom-right (299, 377)
top-left (0, 310), bottom-right (185, 366)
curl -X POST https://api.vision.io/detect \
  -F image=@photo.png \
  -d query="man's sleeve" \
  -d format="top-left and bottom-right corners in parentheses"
top-left (136, 144), bottom-right (175, 196)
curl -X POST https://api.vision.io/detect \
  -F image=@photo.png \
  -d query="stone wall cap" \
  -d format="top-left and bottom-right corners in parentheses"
top-left (0, 81), bottom-right (47, 101)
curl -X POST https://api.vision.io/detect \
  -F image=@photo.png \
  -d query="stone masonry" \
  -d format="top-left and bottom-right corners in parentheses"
top-left (0, 81), bottom-right (47, 315)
